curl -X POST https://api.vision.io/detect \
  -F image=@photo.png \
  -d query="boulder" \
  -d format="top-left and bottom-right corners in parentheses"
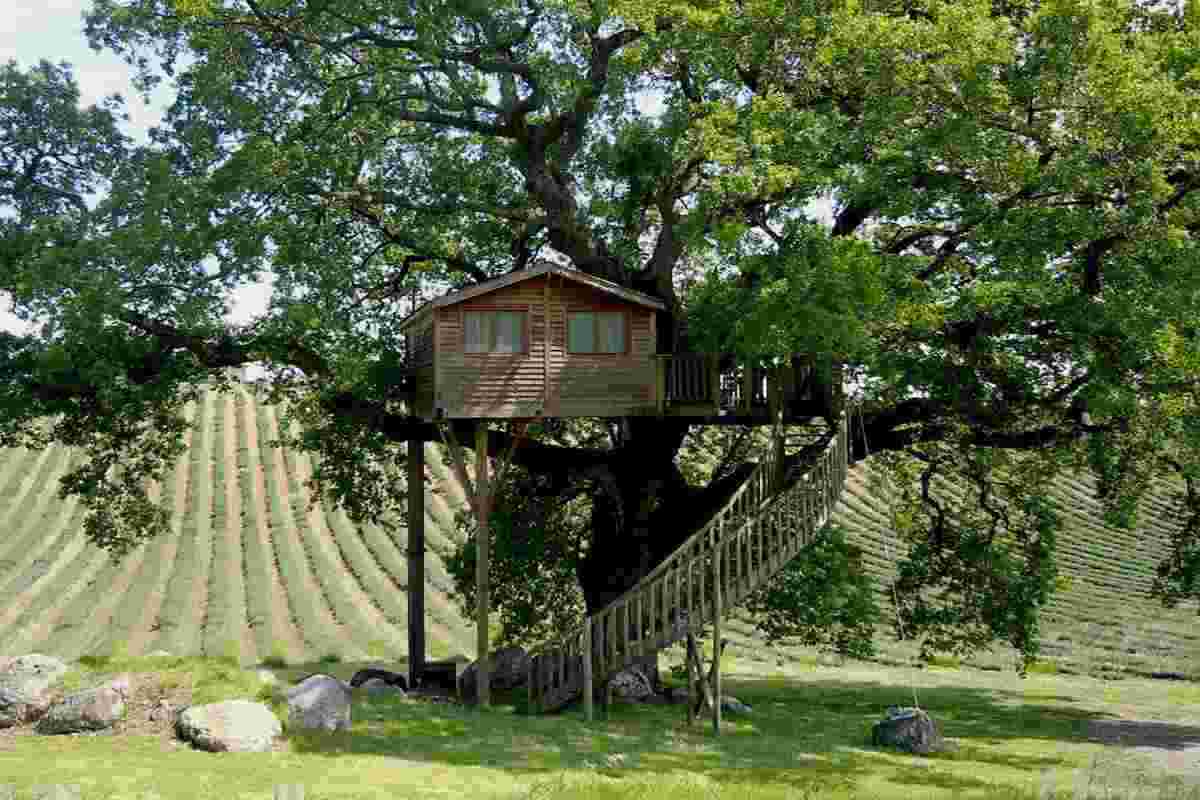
top-left (286, 674), bottom-right (352, 732)
top-left (458, 646), bottom-right (530, 703)
top-left (149, 700), bottom-right (175, 723)
top-left (720, 695), bottom-right (753, 715)
top-left (609, 667), bottom-right (655, 701)
top-left (36, 686), bottom-right (125, 734)
top-left (871, 706), bottom-right (948, 754)
top-left (360, 678), bottom-right (405, 699)
top-left (176, 700), bottom-right (282, 752)
top-left (0, 654), bottom-right (69, 727)
top-left (348, 668), bottom-right (407, 691)
top-left (103, 673), bottom-right (132, 700)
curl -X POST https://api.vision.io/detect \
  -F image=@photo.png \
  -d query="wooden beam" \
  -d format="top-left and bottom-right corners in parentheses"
top-left (475, 423), bottom-right (491, 709)
top-left (407, 438), bottom-right (426, 690)
top-left (583, 617), bottom-right (594, 721)
top-left (655, 357), bottom-right (667, 416)
top-left (741, 362), bottom-right (754, 413)
top-left (712, 528), bottom-right (722, 736)
top-left (710, 354), bottom-right (721, 415)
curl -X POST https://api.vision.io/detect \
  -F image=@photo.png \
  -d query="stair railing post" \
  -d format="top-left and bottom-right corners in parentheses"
top-left (583, 617), bottom-right (594, 722)
top-left (712, 525), bottom-right (722, 736)
top-left (656, 356), bottom-right (668, 416)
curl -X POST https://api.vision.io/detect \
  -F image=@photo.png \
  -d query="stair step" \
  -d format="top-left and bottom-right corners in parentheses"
top-left (528, 415), bottom-right (849, 712)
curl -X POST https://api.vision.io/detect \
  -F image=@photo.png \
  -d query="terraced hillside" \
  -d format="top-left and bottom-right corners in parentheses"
top-left (0, 383), bottom-right (476, 666)
top-left (0, 383), bottom-right (1195, 680)
top-left (826, 462), bottom-right (1200, 679)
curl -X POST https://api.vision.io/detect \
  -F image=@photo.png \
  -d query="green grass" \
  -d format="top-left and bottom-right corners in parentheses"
top-left (1, 655), bottom-right (1197, 800)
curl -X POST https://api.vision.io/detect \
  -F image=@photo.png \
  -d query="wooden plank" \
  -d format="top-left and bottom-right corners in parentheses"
top-left (712, 530), bottom-right (722, 736)
top-left (407, 439), bottom-right (426, 689)
top-left (583, 617), bottom-right (593, 721)
top-left (475, 424), bottom-right (491, 708)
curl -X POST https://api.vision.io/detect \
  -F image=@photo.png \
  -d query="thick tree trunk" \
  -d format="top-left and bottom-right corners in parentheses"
top-left (575, 416), bottom-right (694, 690)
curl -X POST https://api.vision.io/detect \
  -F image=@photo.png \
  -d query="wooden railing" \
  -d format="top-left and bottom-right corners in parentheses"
top-left (664, 354), bottom-right (717, 404)
top-left (526, 412), bottom-right (850, 713)
top-left (655, 355), bottom-right (795, 415)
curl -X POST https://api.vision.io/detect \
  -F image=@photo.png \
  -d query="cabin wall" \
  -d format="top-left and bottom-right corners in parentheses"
top-left (406, 318), bottom-right (435, 368)
top-left (433, 275), bottom-right (658, 418)
top-left (437, 276), bottom-right (549, 418)
top-left (404, 316), bottom-right (437, 418)
top-left (553, 281), bottom-right (656, 417)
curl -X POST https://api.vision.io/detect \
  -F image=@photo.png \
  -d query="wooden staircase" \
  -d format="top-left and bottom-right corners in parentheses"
top-left (526, 413), bottom-right (851, 713)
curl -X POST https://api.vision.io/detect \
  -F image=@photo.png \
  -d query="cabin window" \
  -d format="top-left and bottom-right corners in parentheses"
top-left (464, 310), bottom-right (526, 354)
top-left (567, 311), bottom-right (626, 354)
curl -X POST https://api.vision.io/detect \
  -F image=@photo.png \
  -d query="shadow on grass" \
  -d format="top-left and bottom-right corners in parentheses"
top-left (285, 674), bottom-right (1152, 794)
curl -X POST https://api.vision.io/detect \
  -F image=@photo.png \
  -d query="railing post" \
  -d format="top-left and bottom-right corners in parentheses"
top-left (710, 354), bottom-right (721, 415)
top-left (712, 527), bottom-right (722, 737)
top-left (741, 361), bottom-right (754, 414)
top-left (528, 657), bottom-right (535, 714)
top-left (583, 617), bottom-right (594, 722)
top-left (656, 357), bottom-right (667, 416)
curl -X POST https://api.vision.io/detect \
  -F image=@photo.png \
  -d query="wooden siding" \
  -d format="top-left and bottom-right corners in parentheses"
top-left (553, 280), bottom-right (655, 417)
top-left (406, 318), bottom-right (435, 368)
top-left (428, 274), bottom-right (658, 418)
top-left (437, 277), bottom-right (550, 418)
top-left (412, 365), bottom-right (436, 418)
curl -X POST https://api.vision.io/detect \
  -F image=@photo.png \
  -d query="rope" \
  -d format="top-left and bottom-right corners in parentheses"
top-left (854, 400), bottom-right (921, 711)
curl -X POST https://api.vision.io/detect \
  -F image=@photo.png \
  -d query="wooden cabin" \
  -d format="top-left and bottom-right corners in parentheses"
top-left (397, 261), bottom-right (837, 421)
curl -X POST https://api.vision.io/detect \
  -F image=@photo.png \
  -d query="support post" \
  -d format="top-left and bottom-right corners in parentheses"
top-left (709, 353), bottom-right (721, 415)
top-left (741, 362), bottom-right (754, 413)
top-left (406, 438), bottom-right (426, 690)
top-left (527, 658), bottom-right (535, 714)
top-left (475, 423), bottom-right (491, 709)
top-left (712, 532), bottom-right (722, 736)
top-left (655, 356), bottom-right (668, 415)
top-left (685, 634), bottom-right (697, 727)
top-left (582, 617), bottom-right (594, 722)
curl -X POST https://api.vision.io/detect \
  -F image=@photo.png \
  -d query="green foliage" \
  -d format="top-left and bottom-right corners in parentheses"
top-left (4, 0), bottom-right (1200, 674)
top-left (741, 524), bottom-right (880, 660)
top-left (445, 466), bottom-right (589, 647)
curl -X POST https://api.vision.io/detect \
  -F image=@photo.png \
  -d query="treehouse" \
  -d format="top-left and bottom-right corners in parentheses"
top-left (396, 261), bottom-right (838, 422)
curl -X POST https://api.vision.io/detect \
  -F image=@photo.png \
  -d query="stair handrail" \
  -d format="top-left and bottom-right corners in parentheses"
top-left (526, 413), bottom-right (849, 711)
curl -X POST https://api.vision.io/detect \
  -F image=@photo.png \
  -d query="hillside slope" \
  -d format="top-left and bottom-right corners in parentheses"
top-left (0, 385), bottom-right (1194, 678)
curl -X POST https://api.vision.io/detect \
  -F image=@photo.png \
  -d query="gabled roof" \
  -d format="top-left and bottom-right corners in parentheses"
top-left (397, 261), bottom-right (667, 333)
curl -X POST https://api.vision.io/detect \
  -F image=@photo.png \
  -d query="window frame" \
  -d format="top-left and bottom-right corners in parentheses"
top-left (461, 307), bottom-right (530, 355)
top-left (565, 307), bottom-right (631, 355)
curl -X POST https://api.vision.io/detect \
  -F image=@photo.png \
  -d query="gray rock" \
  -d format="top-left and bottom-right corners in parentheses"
top-left (609, 666), bottom-right (655, 701)
top-left (720, 695), bottom-right (753, 715)
top-left (103, 673), bottom-right (132, 700)
top-left (176, 700), bottom-right (282, 752)
top-left (360, 678), bottom-right (405, 699)
top-left (0, 654), bottom-right (69, 727)
top-left (871, 706), bottom-right (948, 754)
top-left (286, 674), bottom-right (352, 732)
top-left (458, 646), bottom-right (531, 703)
top-left (36, 686), bottom-right (125, 734)
top-left (348, 668), bottom-right (407, 691)
top-left (149, 699), bottom-right (175, 723)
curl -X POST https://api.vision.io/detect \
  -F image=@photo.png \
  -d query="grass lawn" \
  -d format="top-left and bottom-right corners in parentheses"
top-left (1, 654), bottom-right (1197, 800)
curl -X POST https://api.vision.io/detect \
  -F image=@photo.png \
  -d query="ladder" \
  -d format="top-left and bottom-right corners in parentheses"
top-left (526, 413), bottom-right (851, 713)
